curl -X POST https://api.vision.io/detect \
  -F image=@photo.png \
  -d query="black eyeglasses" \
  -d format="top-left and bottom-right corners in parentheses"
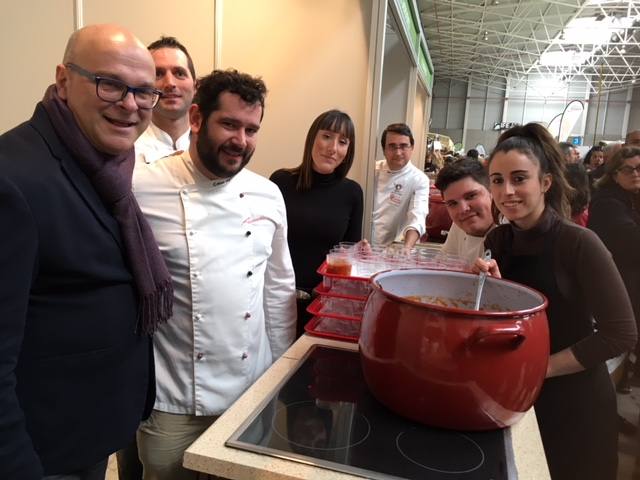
top-left (385, 143), bottom-right (412, 152)
top-left (617, 165), bottom-right (640, 176)
top-left (65, 63), bottom-right (161, 109)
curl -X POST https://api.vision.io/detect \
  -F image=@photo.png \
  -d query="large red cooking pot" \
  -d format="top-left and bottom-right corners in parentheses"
top-left (359, 268), bottom-right (549, 430)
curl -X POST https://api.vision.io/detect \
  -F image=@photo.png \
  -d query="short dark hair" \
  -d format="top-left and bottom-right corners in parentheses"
top-left (289, 110), bottom-right (356, 192)
top-left (583, 145), bottom-right (603, 167)
top-left (466, 148), bottom-right (479, 159)
top-left (435, 157), bottom-right (489, 193)
top-left (193, 69), bottom-right (267, 123)
top-left (147, 36), bottom-right (196, 80)
top-left (381, 123), bottom-right (414, 148)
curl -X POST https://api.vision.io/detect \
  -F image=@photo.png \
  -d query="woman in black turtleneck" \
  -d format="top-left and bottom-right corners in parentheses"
top-left (270, 110), bottom-right (363, 336)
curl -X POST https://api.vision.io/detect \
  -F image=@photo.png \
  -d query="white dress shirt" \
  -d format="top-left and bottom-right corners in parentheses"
top-left (135, 122), bottom-right (191, 164)
top-left (441, 223), bottom-right (494, 267)
top-left (133, 152), bottom-right (296, 416)
top-left (372, 160), bottom-right (430, 245)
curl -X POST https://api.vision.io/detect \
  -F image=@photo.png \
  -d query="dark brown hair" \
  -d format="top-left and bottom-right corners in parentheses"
top-left (289, 110), bottom-right (356, 192)
top-left (488, 122), bottom-right (573, 219)
top-left (147, 36), bottom-right (196, 80)
top-left (596, 146), bottom-right (640, 189)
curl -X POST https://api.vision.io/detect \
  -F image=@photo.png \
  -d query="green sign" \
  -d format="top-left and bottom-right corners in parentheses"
top-left (419, 45), bottom-right (433, 91)
top-left (395, 0), bottom-right (434, 91)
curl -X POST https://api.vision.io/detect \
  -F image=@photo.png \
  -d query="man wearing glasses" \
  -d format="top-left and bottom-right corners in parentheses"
top-left (371, 123), bottom-right (429, 249)
top-left (0, 24), bottom-right (170, 480)
top-left (135, 36), bottom-right (197, 165)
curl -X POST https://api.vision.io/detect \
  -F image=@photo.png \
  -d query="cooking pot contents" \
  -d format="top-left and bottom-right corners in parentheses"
top-left (473, 249), bottom-right (492, 310)
top-left (403, 295), bottom-right (507, 312)
top-left (360, 268), bottom-right (549, 430)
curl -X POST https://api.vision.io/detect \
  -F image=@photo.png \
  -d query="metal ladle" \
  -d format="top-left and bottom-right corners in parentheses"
top-left (473, 249), bottom-right (492, 310)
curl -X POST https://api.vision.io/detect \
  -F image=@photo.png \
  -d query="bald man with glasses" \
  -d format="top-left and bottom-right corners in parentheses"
top-left (0, 24), bottom-right (171, 479)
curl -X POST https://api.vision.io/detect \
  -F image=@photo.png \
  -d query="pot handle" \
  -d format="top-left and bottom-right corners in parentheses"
top-left (468, 325), bottom-right (525, 350)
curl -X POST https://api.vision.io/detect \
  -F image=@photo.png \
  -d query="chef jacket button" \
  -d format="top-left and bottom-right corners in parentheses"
top-left (195, 313), bottom-right (203, 321)
top-left (181, 189), bottom-right (188, 196)
top-left (241, 352), bottom-right (248, 360)
top-left (188, 230), bottom-right (195, 236)
top-left (192, 272), bottom-right (200, 279)
top-left (196, 352), bottom-right (204, 360)
top-left (245, 231), bottom-right (251, 237)
top-left (247, 270), bottom-right (253, 277)
top-left (239, 193), bottom-right (245, 198)
top-left (244, 312), bottom-right (251, 319)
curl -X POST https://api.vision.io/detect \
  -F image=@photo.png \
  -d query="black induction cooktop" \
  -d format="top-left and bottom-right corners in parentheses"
top-left (226, 346), bottom-right (516, 480)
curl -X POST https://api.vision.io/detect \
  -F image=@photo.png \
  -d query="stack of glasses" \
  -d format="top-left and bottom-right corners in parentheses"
top-left (304, 242), bottom-right (468, 342)
top-left (324, 241), bottom-right (468, 279)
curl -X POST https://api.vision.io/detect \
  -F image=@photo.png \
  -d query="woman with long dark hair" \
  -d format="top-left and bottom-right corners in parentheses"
top-left (475, 123), bottom-right (637, 479)
top-left (270, 110), bottom-right (363, 336)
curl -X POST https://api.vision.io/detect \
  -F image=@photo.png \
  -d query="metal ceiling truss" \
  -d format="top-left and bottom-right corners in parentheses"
top-left (418, 0), bottom-right (640, 93)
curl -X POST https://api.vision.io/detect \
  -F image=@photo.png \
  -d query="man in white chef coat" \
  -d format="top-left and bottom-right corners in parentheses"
top-left (135, 36), bottom-right (196, 164)
top-left (133, 69), bottom-right (297, 480)
top-left (372, 123), bottom-right (429, 249)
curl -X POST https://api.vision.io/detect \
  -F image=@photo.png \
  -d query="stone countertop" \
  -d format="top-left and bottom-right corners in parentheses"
top-left (184, 335), bottom-right (550, 479)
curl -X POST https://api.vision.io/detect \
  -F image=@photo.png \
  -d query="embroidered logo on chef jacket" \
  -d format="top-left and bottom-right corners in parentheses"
top-left (389, 183), bottom-right (404, 206)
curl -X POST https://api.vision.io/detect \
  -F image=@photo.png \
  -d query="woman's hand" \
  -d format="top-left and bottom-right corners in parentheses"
top-left (472, 257), bottom-right (502, 278)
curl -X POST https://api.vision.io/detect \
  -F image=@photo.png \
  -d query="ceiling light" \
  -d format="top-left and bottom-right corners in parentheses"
top-left (558, 16), bottom-right (633, 46)
top-left (621, 46), bottom-right (626, 54)
top-left (632, 79), bottom-right (636, 84)
top-left (540, 50), bottom-right (590, 66)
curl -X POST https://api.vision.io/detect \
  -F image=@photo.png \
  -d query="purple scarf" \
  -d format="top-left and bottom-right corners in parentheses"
top-left (42, 85), bottom-right (172, 334)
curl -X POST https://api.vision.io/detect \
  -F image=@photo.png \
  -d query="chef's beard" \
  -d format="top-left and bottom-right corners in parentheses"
top-left (196, 126), bottom-right (254, 179)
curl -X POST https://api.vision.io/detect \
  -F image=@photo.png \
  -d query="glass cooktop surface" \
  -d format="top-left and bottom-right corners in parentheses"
top-left (226, 346), bottom-right (515, 480)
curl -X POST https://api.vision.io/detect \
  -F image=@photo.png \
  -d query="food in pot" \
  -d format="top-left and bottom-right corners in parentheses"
top-left (404, 294), bottom-right (507, 312)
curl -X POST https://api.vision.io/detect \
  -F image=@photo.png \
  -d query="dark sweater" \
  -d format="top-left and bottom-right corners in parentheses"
top-left (485, 208), bottom-right (637, 366)
top-left (270, 169), bottom-right (363, 290)
top-left (588, 183), bottom-right (640, 333)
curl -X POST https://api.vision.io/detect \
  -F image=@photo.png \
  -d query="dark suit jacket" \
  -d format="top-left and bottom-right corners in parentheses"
top-left (0, 104), bottom-right (154, 478)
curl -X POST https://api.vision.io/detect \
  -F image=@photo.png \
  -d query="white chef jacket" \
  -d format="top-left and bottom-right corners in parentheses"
top-left (441, 223), bottom-right (495, 267)
top-left (372, 160), bottom-right (429, 245)
top-left (135, 122), bottom-right (191, 164)
top-left (133, 152), bottom-right (296, 416)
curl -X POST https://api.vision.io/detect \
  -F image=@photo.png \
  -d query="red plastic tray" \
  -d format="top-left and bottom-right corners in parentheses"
top-left (304, 315), bottom-right (361, 343)
top-left (306, 296), bottom-right (363, 321)
top-left (317, 261), bottom-right (370, 281)
top-left (313, 282), bottom-right (370, 301)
